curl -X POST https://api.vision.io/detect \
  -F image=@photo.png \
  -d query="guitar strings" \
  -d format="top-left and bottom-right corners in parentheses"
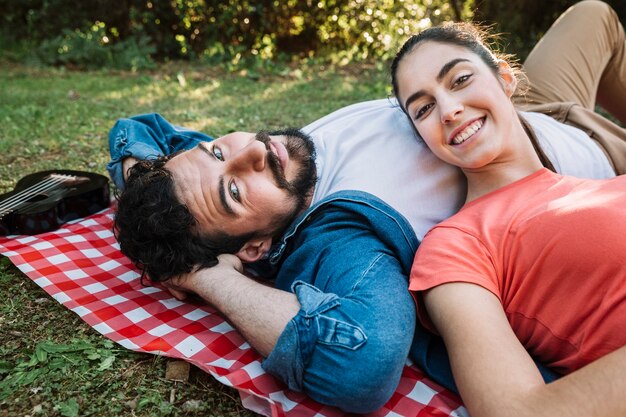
top-left (0, 176), bottom-right (70, 215)
top-left (0, 174), bottom-right (77, 216)
top-left (0, 175), bottom-right (75, 212)
top-left (0, 178), bottom-right (66, 215)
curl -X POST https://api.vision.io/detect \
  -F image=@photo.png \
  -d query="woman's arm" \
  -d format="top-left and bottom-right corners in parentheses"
top-left (424, 282), bottom-right (626, 417)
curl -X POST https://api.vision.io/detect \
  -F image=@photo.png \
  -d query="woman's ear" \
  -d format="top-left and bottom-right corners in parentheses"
top-left (497, 60), bottom-right (517, 97)
top-left (235, 237), bottom-right (273, 263)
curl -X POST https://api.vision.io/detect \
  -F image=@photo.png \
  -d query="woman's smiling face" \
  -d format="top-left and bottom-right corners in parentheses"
top-left (395, 41), bottom-right (518, 170)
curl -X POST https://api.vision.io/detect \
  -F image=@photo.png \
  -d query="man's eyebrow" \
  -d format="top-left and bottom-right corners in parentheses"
top-left (198, 142), bottom-right (236, 215)
top-left (198, 142), bottom-right (213, 157)
top-left (403, 58), bottom-right (471, 111)
top-left (218, 176), bottom-right (235, 215)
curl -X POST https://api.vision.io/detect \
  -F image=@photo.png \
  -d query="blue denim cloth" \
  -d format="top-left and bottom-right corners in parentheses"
top-left (107, 113), bottom-right (559, 413)
top-left (258, 191), bottom-right (421, 412)
top-left (107, 113), bottom-right (213, 190)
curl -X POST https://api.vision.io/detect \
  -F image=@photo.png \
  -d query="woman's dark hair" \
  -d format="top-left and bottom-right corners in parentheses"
top-left (113, 155), bottom-right (254, 282)
top-left (391, 21), bottom-right (526, 111)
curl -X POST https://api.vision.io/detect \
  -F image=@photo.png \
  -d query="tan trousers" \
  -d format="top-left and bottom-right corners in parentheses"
top-left (513, 0), bottom-right (626, 174)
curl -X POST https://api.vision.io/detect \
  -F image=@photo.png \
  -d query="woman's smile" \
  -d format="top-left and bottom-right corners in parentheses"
top-left (449, 117), bottom-right (485, 145)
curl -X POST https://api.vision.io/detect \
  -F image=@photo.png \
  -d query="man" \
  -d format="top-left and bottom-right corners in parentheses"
top-left (109, 102), bottom-right (461, 413)
top-left (108, 97), bottom-right (621, 412)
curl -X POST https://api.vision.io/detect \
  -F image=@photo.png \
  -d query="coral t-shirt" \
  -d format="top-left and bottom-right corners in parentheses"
top-left (410, 169), bottom-right (626, 373)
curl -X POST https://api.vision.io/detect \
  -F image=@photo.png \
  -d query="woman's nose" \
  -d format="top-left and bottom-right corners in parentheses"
top-left (439, 97), bottom-right (463, 124)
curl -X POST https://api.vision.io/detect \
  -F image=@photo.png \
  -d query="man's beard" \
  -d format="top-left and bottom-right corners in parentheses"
top-left (256, 129), bottom-right (317, 210)
top-left (251, 129), bottom-right (317, 239)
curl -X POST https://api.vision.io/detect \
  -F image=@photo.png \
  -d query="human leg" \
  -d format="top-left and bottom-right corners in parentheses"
top-left (515, 1), bottom-right (626, 124)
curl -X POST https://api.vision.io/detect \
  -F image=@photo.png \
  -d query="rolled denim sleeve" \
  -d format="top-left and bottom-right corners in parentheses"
top-left (106, 113), bottom-right (214, 189)
top-left (263, 281), bottom-right (367, 390)
top-left (263, 252), bottom-right (415, 413)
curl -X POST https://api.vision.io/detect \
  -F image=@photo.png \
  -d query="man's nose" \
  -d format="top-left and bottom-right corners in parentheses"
top-left (228, 140), bottom-right (267, 173)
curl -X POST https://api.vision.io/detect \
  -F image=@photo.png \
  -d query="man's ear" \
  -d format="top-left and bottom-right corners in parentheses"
top-left (235, 237), bottom-right (273, 263)
top-left (497, 60), bottom-right (517, 97)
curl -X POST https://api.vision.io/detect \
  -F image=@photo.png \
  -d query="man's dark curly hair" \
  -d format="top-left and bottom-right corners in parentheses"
top-left (113, 155), bottom-right (255, 282)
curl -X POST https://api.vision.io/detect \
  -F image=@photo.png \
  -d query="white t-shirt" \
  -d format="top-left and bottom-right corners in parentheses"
top-left (520, 111), bottom-right (615, 179)
top-left (303, 99), bottom-right (615, 240)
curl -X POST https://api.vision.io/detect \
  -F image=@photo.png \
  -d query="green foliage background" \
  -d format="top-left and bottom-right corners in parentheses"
top-left (4, 0), bottom-right (623, 70)
top-left (2, 1), bottom-right (626, 415)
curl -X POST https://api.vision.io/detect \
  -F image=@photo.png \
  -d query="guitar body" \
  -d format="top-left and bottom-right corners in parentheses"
top-left (0, 170), bottom-right (110, 236)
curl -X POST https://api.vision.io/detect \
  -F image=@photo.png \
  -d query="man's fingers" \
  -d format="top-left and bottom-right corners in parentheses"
top-left (217, 254), bottom-right (243, 271)
top-left (161, 279), bottom-right (189, 300)
top-left (166, 287), bottom-right (188, 301)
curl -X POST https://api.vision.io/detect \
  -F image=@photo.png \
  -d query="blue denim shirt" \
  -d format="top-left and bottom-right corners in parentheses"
top-left (108, 113), bottom-right (557, 411)
top-left (256, 190), bottom-right (460, 406)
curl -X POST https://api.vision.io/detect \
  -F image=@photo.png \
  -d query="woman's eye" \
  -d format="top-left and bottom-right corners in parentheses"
top-left (416, 103), bottom-right (433, 120)
top-left (229, 180), bottom-right (240, 202)
top-left (212, 146), bottom-right (224, 161)
top-left (454, 74), bottom-right (471, 86)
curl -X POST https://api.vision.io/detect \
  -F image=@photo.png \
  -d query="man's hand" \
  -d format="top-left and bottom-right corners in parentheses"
top-left (122, 157), bottom-right (139, 181)
top-left (155, 253), bottom-right (298, 356)
top-left (211, 254), bottom-right (244, 273)
top-left (161, 281), bottom-right (189, 301)
top-left (162, 254), bottom-right (244, 301)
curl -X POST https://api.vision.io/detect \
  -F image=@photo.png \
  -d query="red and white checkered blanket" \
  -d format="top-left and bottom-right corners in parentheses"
top-left (0, 208), bottom-right (466, 417)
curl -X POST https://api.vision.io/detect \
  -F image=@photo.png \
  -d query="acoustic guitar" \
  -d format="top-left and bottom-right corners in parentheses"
top-left (0, 170), bottom-right (110, 236)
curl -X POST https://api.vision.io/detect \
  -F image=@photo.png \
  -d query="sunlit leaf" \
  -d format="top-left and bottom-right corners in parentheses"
top-left (55, 398), bottom-right (80, 417)
top-left (98, 355), bottom-right (115, 371)
top-left (35, 346), bottom-right (48, 363)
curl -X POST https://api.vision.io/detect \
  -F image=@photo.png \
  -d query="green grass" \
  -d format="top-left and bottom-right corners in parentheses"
top-left (0, 60), bottom-right (390, 416)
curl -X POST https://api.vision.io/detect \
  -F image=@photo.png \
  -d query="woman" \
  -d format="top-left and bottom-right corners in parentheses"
top-left (391, 1), bottom-right (626, 417)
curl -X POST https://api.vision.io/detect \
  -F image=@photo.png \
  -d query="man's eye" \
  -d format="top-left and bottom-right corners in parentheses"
top-left (229, 180), bottom-right (240, 202)
top-left (212, 146), bottom-right (224, 161)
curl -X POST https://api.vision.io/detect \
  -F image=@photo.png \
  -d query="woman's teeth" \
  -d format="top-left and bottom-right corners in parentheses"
top-left (452, 119), bottom-right (483, 145)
